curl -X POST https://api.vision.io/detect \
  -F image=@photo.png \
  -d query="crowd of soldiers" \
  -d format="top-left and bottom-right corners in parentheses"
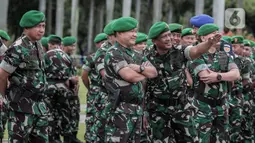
top-left (82, 13), bottom-right (255, 143)
top-left (0, 9), bottom-right (255, 143)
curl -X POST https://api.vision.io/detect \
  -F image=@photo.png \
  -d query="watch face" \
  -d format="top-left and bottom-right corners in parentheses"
top-left (217, 74), bottom-right (222, 80)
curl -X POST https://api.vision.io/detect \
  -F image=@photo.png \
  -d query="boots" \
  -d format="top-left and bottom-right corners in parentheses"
top-left (70, 131), bottom-right (84, 143)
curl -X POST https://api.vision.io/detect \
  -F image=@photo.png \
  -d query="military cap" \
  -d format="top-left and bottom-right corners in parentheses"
top-left (48, 35), bottom-right (62, 42)
top-left (190, 14), bottom-right (214, 28)
top-left (62, 36), bottom-right (77, 46)
top-left (250, 40), bottom-right (255, 47)
top-left (135, 32), bottom-right (148, 44)
top-left (0, 30), bottom-right (10, 41)
top-left (197, 24), bottom-right (219, 36)
top-left (231, 36), bottom-right (244, 44)
top-left (181, 28), bottom-right (193, 37)
top-left (112, 17), bottom-right (138, 32)
top-left (40, 37), bottom-right (48, 48)
top-left (146, 39), bottom-right (153, 47)
top-left (19, 10), bottom-right (46, 28)
top-left (148, 22), bottom-right (170, 39)
top-left (169, 23), bottom-right (183, 33)
top-left (221, 36), bottom-right (231, 43)
top-left (103, 20), bottom-right (116, 35)
top-left (243, 39), bottom-right (251, 46)
top-left (94, 33), bottom-right (107, 43)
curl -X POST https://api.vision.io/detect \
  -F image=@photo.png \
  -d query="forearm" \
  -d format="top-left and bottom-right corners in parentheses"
top-left (190, 41), bottom-right (212, 59)
top-left (141, 67), bottom-right (158, 78)
top-left (82, 80), bottom-right (90, 90)
top-left (220, 69), bottom-right (240, 81)
top-left (129, 73), bottom-right (146, 83)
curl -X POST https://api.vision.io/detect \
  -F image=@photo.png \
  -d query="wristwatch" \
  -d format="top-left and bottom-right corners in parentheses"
top-left (217, 74), bottom-right (222, 81)
top-left (139, 65), bottom-right (145, 73)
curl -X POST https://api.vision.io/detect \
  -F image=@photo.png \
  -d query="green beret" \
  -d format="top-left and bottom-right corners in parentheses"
top-left (94, 33), bottom-right (107, 43)
top-left (221, 36), bottom-right (231, 43)
top-left (169, 23), bottom-right (183, 33)
top-left (135, 32), bottom-right (148, 44)
top-left (146, 39), bottom-right (153, 47)
top-left (148, 22), bottom-right (170, 39)
top-left (103, 20), bottom-right (116, 35)
top-left (231, 36), bottom-right (244, 44)
top-left (0, 30), bottom-right (10, 41)
top-left (181, 28), bottom-right (193, 37)
top-left (112, 17), bottom-right (138, 32)
top-left (197, 24), bottom-right (219, 36)
top-left (48, 35), bottom-right (62, 42)
top-left (250, 40), bottom-right (255, 47)
top-left (19, 10), bottom-right (46, 28)
top-left (243, 39), bottom-right (251, 46)
top-left (40, 37), bottom-right (48, 48)
top-left (62, 36), bottom-right (77, 46)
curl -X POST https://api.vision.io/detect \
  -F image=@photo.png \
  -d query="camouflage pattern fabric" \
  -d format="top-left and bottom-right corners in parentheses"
top-left (44, 48), bottom-right (76, 140)
top-left (190, 51), bottom-right (238, 143)
top-left (93, 41), bottom-right (113, 142)
top-left (145, 45), bottom-right (197, 143)
top-left (241, 56), bottom-right (254, 142)
top-left (229, 55), bottom-right (244, 142)
top-left (0, 35), bottom-right (48, 142)
top-left (104, 42), bottom-right (145, 142)
top-left (250, 57), bottom-right (255, 141)
top-left (83, 53), bottom-right (102, 142)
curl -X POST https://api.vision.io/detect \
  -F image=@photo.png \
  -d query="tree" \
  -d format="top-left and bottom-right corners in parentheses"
top-left (195, 0), bottom-right (204, 15)
top-left (153, 0), bottom-right (163, 23)
top-left (0, 0), bottom-right (9, 31)
top-left (135, 0), bottom-right (141, 29)
top-left (122, 0), bottom-right (132, 17)
top-left (87, 0), bottom-right (94, 54)
top-left (71, 0), bottom-right (79, 38)
top-left (213, 0), bottom-right (225, 32)
top-left (56, 0), bottom-right (64, 37)
top-left (106, 0), bottom-right (115, 23)
top-left (39, 0), bottom-right (46, 14)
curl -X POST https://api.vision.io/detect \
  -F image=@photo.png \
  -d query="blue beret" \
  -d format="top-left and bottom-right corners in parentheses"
top-left (190, 14), bottom-right (214, 28)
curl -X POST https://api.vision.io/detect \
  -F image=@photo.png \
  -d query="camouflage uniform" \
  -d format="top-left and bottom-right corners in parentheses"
top-left (104, 42), bottom-right (146, 143)
top-left (0, 35), bottom-right (49, 142)
top-left (92, 41), bottom-right (113, 142)
top-left (0, 42), bottom-right (8, 140)
top-left (44, 48), bottom-right (76, 140)
top-left (83, 53), bottom-right (101, 142)
top-left (228, 54), bottom-right (244, 142)
top-left (146, 45), bottom-right (197, 143)
top-left (250, 57), bottom-right (255, 141)
top-left (240, 56), bottom-right (254, 142)
top-left (190, 51), bottom-right (238, 142)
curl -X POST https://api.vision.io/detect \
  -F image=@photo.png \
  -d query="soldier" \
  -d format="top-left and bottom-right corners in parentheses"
top-left (0, 10), bottom-right (49, 142)
top-left (181, 28), bottom-right (196, 46)
top-left (145, 22), bottom-right (221, 142)
top-left (44, 35), bottom-right (67, 143)
top-left (169, 23), bottom-right (182, 47)
top-left (190, 24), bottom-right (240, 142)
top-left (0, 29), bottom-right (10, 142)
top-left (41, 37), bottom-right (48, 52)
top-left (82, 33), bottom-right (107, 142)
top-left (62, 36), bottom-right (83, 143)
top-left (92, 21), bottom-right (117, 142)
top-left (104, 17), bottom-right (157, 142)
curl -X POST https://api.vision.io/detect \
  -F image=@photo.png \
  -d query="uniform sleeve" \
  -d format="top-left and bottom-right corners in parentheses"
top-left (184, 45), bottom-right (193, 60)
top-left (227, 57), bottom-right (238, 71)
top-left (0, 45), bottom-right (24, 74)
top-left (191, 58), bottom-right (209, 76)
top-left (240, 59), bottom-right (251, 80)
top-left (82, 55), bottom-right (92, 72)
top-left (105, 49), bottom-right (128, 74)
top-left (93, 49), bottom-right (105, 73)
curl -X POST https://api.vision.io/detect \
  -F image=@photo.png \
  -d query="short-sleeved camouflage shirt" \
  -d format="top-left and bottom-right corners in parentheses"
top-left (0, 35), bottom-right (47, 115)
top-left (104, 42), bottom-right (147, 115)
top-left (190, 52), bottom-right (238, 99)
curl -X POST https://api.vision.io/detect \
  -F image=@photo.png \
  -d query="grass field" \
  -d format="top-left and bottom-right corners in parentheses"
top-left (3, 77), bottom-right (88, 142)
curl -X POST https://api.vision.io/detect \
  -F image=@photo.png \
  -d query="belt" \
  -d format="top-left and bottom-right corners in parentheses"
top-left (196, 95), bottom-right (224, 107)
top-left (153, 97), bottom-right (179, 106)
